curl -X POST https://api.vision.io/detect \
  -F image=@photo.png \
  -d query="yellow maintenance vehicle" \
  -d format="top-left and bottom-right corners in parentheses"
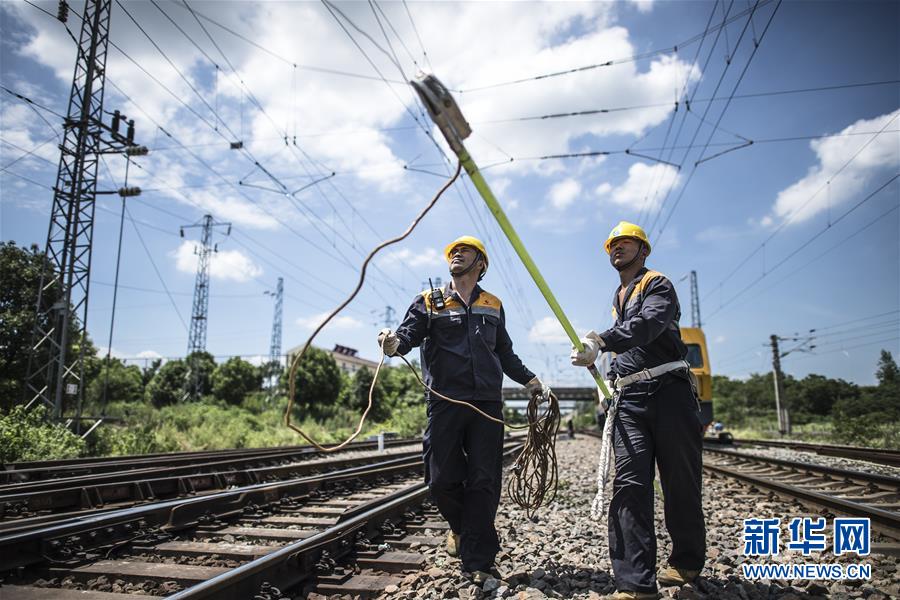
top-left (680, 326), bottom-right (714, 428)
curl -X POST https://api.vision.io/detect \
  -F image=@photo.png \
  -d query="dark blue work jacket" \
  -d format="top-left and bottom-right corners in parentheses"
top-left (395, 284), bottom-right (534, 403)
top-left (599, 267), bottom-right (688, 379)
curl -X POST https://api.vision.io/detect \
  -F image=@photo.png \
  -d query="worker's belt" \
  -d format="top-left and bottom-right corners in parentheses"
top-left (615, 360), bottom-right (690, 389)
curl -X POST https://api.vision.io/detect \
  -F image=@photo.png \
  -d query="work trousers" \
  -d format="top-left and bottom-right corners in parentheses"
top-left (423, 398), bottom-right (504, 572)
top-left (608, 374), bottom-right (706, 593)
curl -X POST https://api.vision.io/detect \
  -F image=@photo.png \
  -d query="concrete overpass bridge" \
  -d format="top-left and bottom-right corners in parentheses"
top-left (502, 386), bottom-right (599, 415)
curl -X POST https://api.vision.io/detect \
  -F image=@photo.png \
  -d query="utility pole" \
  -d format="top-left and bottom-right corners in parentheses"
top-left (690, 270), bottom-right (701, 328)
top-left (770, 334), bottom-right (789, 435)
top-left (23, 0), bottom-right (143, 427)
top-left (180, 214), bottom-right (230, 399)
top-left (265, 277), bottom-right (284, 396)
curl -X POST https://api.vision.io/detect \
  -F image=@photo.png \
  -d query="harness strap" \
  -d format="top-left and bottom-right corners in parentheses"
top-left (615, 360), bottom-right (689, 388)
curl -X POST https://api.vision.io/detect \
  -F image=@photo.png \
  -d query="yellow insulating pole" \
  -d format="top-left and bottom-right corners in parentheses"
top-left (410, 73), bottom-right (611, 401)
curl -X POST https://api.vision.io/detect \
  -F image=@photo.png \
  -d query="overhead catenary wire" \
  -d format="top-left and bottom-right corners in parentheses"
top-left (705, 173), bottom-right (900, 321)
top-left (712, 202), bottom-right (899, 317)
top-left (123, 205), bottom-right (189, 332)
top-left (176, 0), bottom-right (419, 294)
top-left (652, 0), bottom-right (781, 237)
top-left (703, 110), bottom-right (900, 304)
top-left (455, 0), bottom-right (774, 93)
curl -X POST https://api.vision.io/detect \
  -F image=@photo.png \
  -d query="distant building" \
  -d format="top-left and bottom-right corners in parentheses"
top-left (286, 343), bottom-right (378, 375)
top-left (329, 344), bottom-right (378, 375)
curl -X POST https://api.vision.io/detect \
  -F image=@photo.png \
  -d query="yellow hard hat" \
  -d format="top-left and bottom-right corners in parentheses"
top-left (604, 221), bottom-right (652, 255)
top-left (444, 235), bottom-right (489, 274)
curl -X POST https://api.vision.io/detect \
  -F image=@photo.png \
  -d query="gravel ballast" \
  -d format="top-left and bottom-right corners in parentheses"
top-left (377, 434), bottom-right (899, 599)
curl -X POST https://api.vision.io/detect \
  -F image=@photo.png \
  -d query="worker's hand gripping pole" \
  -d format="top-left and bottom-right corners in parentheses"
top-left (410, 73), bottom-right (612, 402)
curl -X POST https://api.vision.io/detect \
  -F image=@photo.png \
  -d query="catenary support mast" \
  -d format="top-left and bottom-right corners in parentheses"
top-left (24, 0), bottom-right (113, 422)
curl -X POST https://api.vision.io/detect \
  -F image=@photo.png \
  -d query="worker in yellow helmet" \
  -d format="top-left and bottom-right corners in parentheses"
top-left (570, 221), bottom-right (705, 600)
top-left (377, 235), bottom-right (543, 579)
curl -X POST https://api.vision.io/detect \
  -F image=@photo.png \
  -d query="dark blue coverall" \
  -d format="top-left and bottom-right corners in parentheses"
top-left (597, 267), bottom-right (706, 594)
top-left (394, 283), bottom-right (534, 572)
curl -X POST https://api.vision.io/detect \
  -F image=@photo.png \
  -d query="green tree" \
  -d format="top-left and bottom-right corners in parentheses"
top-left (184, 351), bottom-right (216, 397)
top-left (85, 359), bottom-right (144, 409)
top-left (211, 357), bottom-right (262, 405)
top-left (146, 359), bottom-right (189, 408)
top-left (876, 350), bottom-right (899, 386)
top-left (0, 241), bottom-right (97, 410)
top-left (282, 347), bottom-right (343, 419)
top-left (789, 374), bottom-right (858, 423)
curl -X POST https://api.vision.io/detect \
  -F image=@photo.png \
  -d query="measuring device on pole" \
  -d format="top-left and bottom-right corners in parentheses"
top-left (410, 73), bottom-right (612, 404)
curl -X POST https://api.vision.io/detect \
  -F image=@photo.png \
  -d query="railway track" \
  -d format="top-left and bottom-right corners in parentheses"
top-left (732, 438), bottom-right (900, 467)
top-left (703, 447), bottom-right (900, 539)
top-left (0, 441), bottom-right (523, 599)
top-left (0, 442), bottom-right (423, 531)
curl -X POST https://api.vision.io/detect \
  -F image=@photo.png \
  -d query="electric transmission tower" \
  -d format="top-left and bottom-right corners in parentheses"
top-left (380, 305), bottom-right (397, 330)
top-left (690, 270), bottom-right (701, 329)
top-left (23, 0), bottom-right (143, 425)
top-left (180, 214), bottom-right (230, 399)
top-left (265, 277), bottom-right (284, 395)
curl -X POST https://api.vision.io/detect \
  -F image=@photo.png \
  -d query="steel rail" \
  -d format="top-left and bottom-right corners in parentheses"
top-left (734, 438), bottom-right (900, 467)
top-left (1, 437), bottom-right (417, 484)
top-left (704, 446), bottom-right (900, 488)
top-left (703, 460), bottom-right (900, 540)
top-left (168, 444), bottom-right (523, 599)
top-left (0, 448), bottom-right (423, 521)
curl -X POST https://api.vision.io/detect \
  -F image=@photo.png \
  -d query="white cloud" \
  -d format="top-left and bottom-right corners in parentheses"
top-left (714, 335), bottom-right (726, 344)
top-left (769, 109), bottom-right (900, 225)
top-left (549, 178), bottom-right (582, 210)
top-left (172, 241), bottom-right (263, 282)
top-left (528, 316), bottom-right (575, 344)
top-left (4, 0), bottom-right (698, 230)
top-left (597, 162), bottom-right (681, 215)
top-left (296, 312), bottom-right (363, 330)
top-left (136, 350), bottom-right (163, 360)
top-left (626, 0), bottom-right (656, 13)
top-left (379, 247), bottom-right (444, 270)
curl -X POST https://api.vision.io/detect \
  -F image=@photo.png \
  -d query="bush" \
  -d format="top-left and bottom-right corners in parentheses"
top-left (0, 406), bottom-right (85, 462)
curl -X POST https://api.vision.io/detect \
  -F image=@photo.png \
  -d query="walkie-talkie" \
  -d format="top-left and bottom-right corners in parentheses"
top-left (428, 277), bottom-right (445, 310)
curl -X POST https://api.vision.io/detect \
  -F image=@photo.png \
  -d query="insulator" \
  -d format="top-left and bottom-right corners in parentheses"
top-left (117, 186), bottom-right (141, 197)
top-left (56, 0), bottom-right (68, 23)
top-left (111, 110), bottom-right (121, 134)
top-left (126, 119), bottom-right (135, 143)
top-left (125, 145), bottom-right (149, 156)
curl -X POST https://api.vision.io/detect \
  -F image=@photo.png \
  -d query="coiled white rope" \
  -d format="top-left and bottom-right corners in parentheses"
top-left (590, 393), bottom-right (618, 520)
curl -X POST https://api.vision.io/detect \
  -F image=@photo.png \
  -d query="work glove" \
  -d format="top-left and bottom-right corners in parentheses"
top-left (525, 376), bottom-right (547, 403)
top-left (570, 330), bottom-right (605, 367)
top-left (377, 328), bottom-right (400, 356)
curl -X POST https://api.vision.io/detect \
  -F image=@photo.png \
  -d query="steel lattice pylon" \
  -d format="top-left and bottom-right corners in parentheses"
top-left (24, 0), bottom-right (112, 421)
top-left (264, 277), bottom-right (284, 396)
top-left (268, 277), bottom-right (284, 365)
top-left (181, 214), bottom-right (230, 400)
top-left (690, 270), bottom-right (701, 329)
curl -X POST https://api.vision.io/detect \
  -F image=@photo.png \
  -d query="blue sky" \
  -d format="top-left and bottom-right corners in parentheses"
top-left (1, 0), bottom-right (897, 387)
